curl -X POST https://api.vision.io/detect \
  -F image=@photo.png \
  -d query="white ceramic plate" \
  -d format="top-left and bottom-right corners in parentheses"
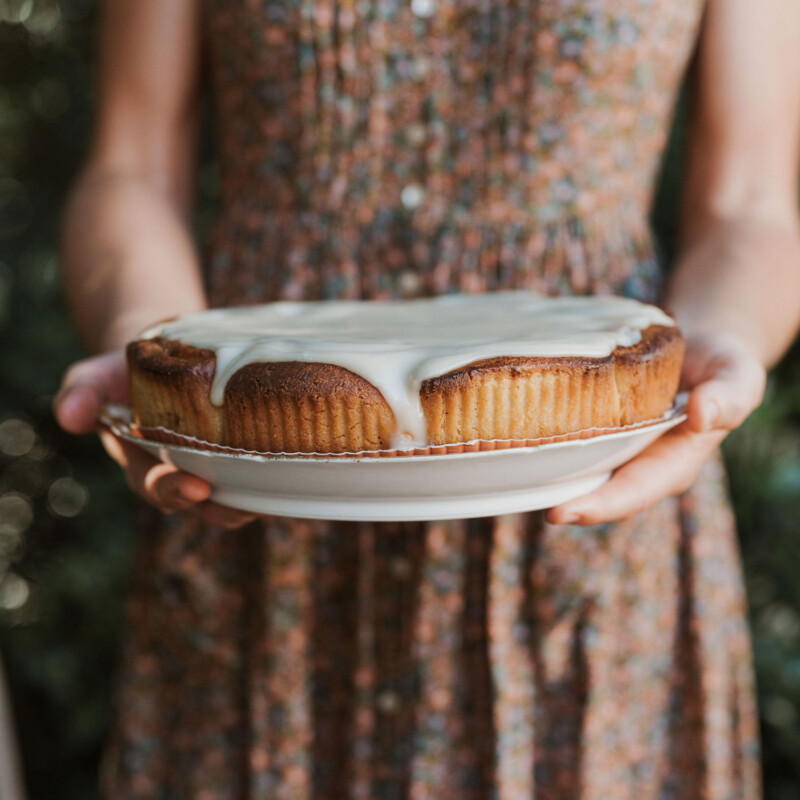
top-left (101, 400), bottom-right (687, 522)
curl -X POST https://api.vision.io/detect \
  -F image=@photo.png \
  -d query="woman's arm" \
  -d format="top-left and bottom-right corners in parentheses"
top-left (56, 0), bottom-right (255, 528)
top-left (61, 0), bottom-right (206, 352)
top-left (549, 0), bottom-right (800, 525)
top-left (671, 0), bottom-right (800, 367)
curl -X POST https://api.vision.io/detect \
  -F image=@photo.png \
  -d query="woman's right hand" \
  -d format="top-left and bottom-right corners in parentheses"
top-left (54, 350), bottom-right (258, 529)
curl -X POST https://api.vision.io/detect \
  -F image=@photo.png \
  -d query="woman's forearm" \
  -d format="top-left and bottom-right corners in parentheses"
top-left (60, 165), bottom-right (207, 354)
top-left (667, 0), bottom-right (800, 370)
top-left (666, 216), bottom-right (800, 368)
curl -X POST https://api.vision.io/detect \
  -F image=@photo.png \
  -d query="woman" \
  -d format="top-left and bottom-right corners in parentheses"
top-left (55, 0), bottom-right (800, 796)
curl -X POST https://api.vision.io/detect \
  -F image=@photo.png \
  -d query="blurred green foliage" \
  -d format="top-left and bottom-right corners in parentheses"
top-left (0, 2), bottom-right (135, 799)
top-left (0, 2), bottom-right (799, 799)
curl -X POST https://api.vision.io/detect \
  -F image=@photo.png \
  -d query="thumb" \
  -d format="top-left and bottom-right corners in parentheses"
top-left (54, 350), bottom-right (129, 435)
top-left (686, 352), bottom-right (765, 434)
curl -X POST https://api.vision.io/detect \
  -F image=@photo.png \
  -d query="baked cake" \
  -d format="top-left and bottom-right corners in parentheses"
top-left (127, 292), bottom-right (684, 453)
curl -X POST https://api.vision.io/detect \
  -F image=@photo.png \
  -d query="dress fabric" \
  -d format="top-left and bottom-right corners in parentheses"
top-left (103, 0), bottom-right (761, 797)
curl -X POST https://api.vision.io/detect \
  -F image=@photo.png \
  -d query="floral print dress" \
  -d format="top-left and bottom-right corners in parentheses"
top-left (102, 0), bottom-right (761, 797)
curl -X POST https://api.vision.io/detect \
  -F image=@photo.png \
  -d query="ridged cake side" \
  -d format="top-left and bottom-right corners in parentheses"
top-left (613, 326), bottom-right (686, 425)
top-left (127, 324), bottom-right (684, 453)
top-left (223, 362), bottom-right (395, 452)
top-left (419, 356), bottom-right (620, 446)
top-left (420, 325), bottom-right (684, 446)
top-left (127, 339), bottom-right (224, 442)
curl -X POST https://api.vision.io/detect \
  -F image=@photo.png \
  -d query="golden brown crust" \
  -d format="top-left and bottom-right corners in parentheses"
top-left (127, 339), bottom-right (224, 442)
top-left (612, 325), bottom-right (685, 425)
top-left (127, 324), bottom-right (684, 452)
top-left (223, 363), bottom-right (394, 452)
top-left (420, 355), bottom-right (621, 445)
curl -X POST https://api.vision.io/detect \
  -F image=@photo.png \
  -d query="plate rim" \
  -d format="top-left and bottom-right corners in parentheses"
top-left (100, 398), bottom-right (688, 466)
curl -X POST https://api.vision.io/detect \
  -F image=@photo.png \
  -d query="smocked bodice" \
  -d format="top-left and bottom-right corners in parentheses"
top-left (201, 0), bottom-right (703, 303)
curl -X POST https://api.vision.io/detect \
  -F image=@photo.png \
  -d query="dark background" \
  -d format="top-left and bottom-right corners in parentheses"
top-left (1, 2), bottom-right (800, 798)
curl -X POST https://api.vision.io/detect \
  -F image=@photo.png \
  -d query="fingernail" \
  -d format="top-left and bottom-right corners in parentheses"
top-left (182, 482), bottom-right (209, 502)
top-left (57, 391), bottom-right (84, 423)
top-left (703, 400), bottom-right (720, 432)
top-left (560, 511), bottom-right (583, 525)
top-left (55, 388), bottom-right (74, 412)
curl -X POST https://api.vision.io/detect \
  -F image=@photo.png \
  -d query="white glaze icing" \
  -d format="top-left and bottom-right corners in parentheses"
top-left (141, 292), bottom-right (675, 447)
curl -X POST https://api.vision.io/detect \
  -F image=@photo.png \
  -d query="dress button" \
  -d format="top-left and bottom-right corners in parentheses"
top-left (411, 0), bottom-right (436, 18)
top-left (376, 690), bottom-right (401, 713)
top-left (412, 56), bottom-right (431, 79)
top-left (389, 555), bottom-right (414, 578)
top-left (400, 183), bottom-right (425, 210)
top-left (405, 123), bottom-right (426, 146)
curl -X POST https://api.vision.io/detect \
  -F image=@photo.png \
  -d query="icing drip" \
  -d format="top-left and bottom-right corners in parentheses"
top-left (142, 292), bottom-right (676, 447)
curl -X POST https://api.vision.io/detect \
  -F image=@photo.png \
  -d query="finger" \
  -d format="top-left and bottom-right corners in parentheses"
top-left (546, 424), bottom-right (725, 526)
top-left (57, 351), bottom-right (130, 402)
top-left (193, 501), bottom-right (259, 530)
top-left (54, 351), bottom-right (130, 434)
top-left (55, 382), bottom-right (105, 435)
top-left (686, 355), bottom-right (765, 433)
top-left (99, 429), bottom-right (212, 510)
top-left (139, 461), bottom-right (201, 511)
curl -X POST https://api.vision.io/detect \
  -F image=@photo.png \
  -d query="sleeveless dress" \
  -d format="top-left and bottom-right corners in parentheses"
top-left (102, 0), bottom-right (761, 797)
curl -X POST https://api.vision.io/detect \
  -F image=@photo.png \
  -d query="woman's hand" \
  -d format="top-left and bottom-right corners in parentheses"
top-left (546, 331), bottom-right (766, 526)
top-left (54, 350), bottom-right (258, 529)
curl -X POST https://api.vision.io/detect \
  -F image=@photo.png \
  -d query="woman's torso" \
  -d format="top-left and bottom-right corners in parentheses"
top-left (201, 0), bottom-right (704, 305)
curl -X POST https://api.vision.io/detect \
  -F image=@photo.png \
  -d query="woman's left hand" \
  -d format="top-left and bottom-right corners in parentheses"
top-left (546, 331), bottom-right (767, 526)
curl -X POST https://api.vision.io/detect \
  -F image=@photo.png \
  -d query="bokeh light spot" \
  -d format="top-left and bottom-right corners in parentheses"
top-left (0, 417), bottom-right (36, 456)
top-left (27, 439), bottom-right (55, 462)
top-left (47, 476), bottom-right (88, 518)
top-left (763, 695), bottom-right (798, 730)
top-left (0, 572), bottom-right (30, 611)
top-left (0, 492), bottom-right (34, 535)
top-left (761, 604), bottom-right (800, 644)
top-left (23, 1), bottom-right (63, 38)
top-left (0, 0), bottom-right (33, 24)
